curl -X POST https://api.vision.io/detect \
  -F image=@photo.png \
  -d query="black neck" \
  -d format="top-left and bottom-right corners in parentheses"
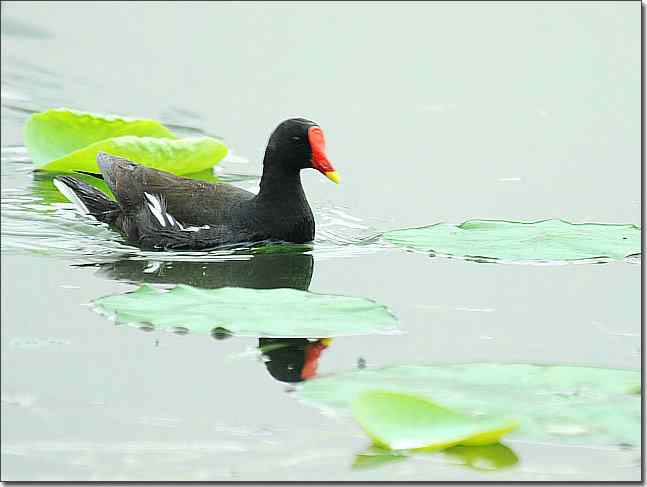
top-left (256, 150), bottom-right (306, 203)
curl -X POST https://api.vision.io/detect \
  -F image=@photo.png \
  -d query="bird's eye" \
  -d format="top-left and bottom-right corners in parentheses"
top-left (291, 136), bottom-right (301, 142)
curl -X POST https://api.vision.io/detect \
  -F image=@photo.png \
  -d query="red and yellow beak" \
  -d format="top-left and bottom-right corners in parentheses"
top-left (308, 126), bottom-right (340, 184)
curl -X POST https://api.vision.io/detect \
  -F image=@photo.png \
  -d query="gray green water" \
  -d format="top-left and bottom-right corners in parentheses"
top-left (1, 1), bottom-right (641, 481)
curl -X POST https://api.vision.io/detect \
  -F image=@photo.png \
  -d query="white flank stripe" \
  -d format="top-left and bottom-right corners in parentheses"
top-left (182, 224), bottom-right (210, 232)
top-left (144, 192), bottom-right (163, 213)
top-left (143, 192), bottom-right (167, 227)
top-left (147, 203), bottom-right (166, 227)
top-left (166, 212), bottom-right (176, 225)
top-left (53, 179), bottom-right (90, 215)
top-left (143, 261), bottom-right (162, 274)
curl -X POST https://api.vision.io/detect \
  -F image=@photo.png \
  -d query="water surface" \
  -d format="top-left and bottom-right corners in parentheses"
top-left (1, 1), bottom-right (640, 481)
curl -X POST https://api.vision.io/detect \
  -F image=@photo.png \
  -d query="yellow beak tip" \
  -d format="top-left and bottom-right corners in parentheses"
top-left (325, 171), bottom-right (341, 184)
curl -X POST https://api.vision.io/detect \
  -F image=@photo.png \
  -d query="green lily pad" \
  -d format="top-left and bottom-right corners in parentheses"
top-left (352, 446), bottom-right (408, 470)
top-left (299, 363), bottom-right (640, 446)
top-left (442, 443), bottom-right (519, 471)
top-left (94, 284), bottom-right (400, 337)
top-left (352, 390), bottom-right (517, 450)
top-left (25, 108), bottom-right (176, 165)
top-left (383, 219), bottom-right (640, 261)
top-left (627, 384), bottom-right (641, 395)
top-left (24, 108), bottom-right (228, 174)
top-left (353, 442), bottom-right (518, 471)
top-left (36, 135), bottom-right (227, 175)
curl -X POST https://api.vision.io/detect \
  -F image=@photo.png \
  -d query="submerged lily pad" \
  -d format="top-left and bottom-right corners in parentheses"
top-left (299, 363), bottom-right (640, 446)
top-left (352, 390), bottom-right (517, 450)
top-left (443, 443), bottom-right (519, 471)
top-left (353, 443), bottom-right (518, 471)
top-left (352, 446), bottom-right (408, 469)
top-left (94, 284), bottom-right (399, 337)
top-left (383, 219), bottom-right (640, 261)
top-left (25, 108), bottom-right (228, 174)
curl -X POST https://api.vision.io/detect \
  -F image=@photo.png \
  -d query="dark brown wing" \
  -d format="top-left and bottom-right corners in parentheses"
top-left (97, 152), bottom-right (254, 225)
top-left (131, 193), bottom-right (263, 250)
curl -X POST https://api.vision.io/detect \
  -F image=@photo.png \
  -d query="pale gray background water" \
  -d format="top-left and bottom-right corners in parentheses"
top-left (1, 1), bottom-right (641, 481)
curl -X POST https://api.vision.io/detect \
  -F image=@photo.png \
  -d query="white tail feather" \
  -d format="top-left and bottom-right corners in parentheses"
top-left (144, 193), bottom-right (166, 227)
top-left (147, 203), bottom-right (166, 227)
top-left (53, 179), bottom-right (90, 215)
top-left (144, 192), bottom-right (162, 213)
top-left (143, 192), bottom-right (198, 231)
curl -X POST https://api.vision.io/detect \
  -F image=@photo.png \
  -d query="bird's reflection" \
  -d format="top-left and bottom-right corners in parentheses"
top-left (93, 252), bottom-right (332, 382)
top-left (258, 338), bottom-right (332, 383)
top-left (94, 252), bottom-right (314, 290)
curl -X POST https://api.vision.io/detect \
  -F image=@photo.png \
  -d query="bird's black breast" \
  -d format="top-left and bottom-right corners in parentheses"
top-left (245, 197), bottom-right (315, 244)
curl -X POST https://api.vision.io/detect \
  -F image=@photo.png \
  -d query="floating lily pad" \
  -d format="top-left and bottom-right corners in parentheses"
top-left (25, 108), bottom-right (175, 164)
top-left (383, 219), bottom-right (640, 261)
top-left (299, 363), bottom-right (640, 446)
top-left (94, 284), bottom-right (400, 337)
top-left (25, 108), bottom-right (228, 174)
top-left (36, 135), bottom-right (227, 175)
top-left (352, 390), bottom-right (517, 450)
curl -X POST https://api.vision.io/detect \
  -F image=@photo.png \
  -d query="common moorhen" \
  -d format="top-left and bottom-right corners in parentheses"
top-left (53, 118), bottom-right (339, 250)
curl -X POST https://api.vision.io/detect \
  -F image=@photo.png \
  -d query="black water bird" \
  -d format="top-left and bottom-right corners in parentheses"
top-left (54, 118), bottom-right (340, 250)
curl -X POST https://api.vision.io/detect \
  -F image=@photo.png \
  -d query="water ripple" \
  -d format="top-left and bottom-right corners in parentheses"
top-left (1, 146), bottom-right (387, 264)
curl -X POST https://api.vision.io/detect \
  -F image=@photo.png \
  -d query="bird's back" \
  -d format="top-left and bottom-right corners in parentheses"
top-left (98, 152), bottom-right (254, 227)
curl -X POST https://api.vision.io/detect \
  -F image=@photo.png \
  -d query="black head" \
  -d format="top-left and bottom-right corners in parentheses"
top-left (263, 118), bottom-right (340, 184)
